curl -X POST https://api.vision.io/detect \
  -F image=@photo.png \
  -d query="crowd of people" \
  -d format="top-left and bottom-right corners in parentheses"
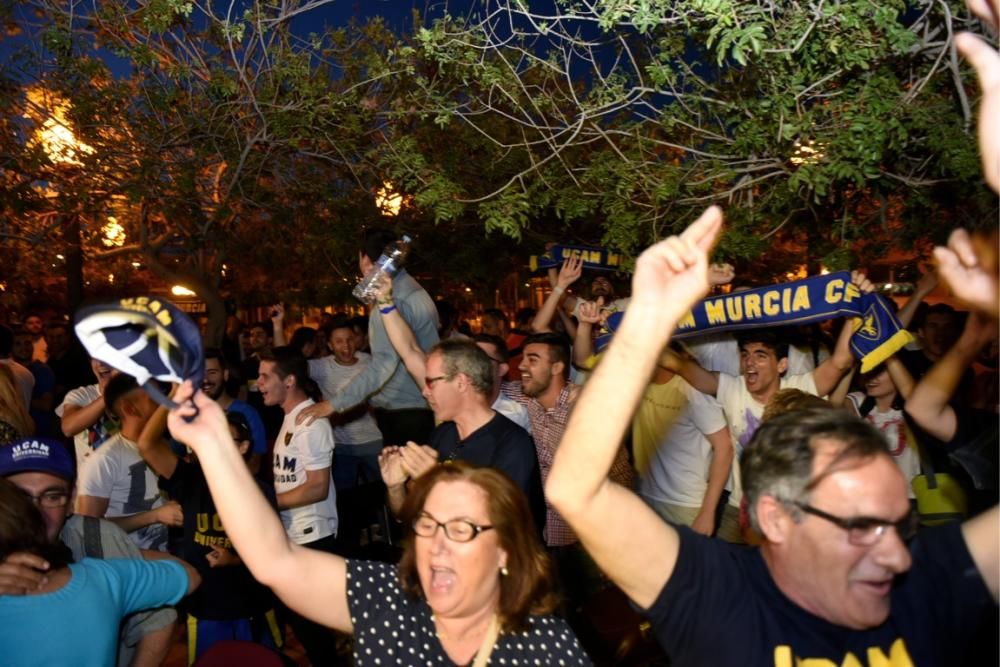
top-left (0, 0), bottom-right (998, 664)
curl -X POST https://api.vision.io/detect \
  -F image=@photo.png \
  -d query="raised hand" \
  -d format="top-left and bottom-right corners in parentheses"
top-left (398, 442), bottom-right (440, 480)
top-left (630, 206), bottom-right (724, 323)
top-left (708, 262), bottom-right (735, 287)
top-left (373, 274), bottom-right (394, 304)
top-left (557, 254), bottom-right (584, 291)
top-left (577, 298), bottom-right (604, 325)
top-left (934, 228), bottom-right (999, 318)
top-left (955, 0), bottom-right (1000, 192)
top-left (270, 303), bottom-right (285, 322)
top-left (378, 446), bottom-right (408, 488)
top-left (850, 270), bottom-right (875, 294)
top-left (166, 381), bottom-right (231, 450)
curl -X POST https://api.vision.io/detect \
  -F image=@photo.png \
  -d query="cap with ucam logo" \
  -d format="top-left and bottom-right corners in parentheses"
top-left (0, 437), bottom-right (75, 482)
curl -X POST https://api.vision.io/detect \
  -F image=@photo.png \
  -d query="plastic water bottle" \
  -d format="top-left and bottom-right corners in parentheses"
top-left (353, 235), bottom-right (412, 304)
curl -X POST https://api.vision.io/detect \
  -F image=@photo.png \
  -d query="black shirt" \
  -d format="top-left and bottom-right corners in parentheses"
top-left (430, 413), bottom-right (546, 534)
top-left (159, 459), bottom-right (276, 620)
top-left (645, 523), bottom-right (994, 666)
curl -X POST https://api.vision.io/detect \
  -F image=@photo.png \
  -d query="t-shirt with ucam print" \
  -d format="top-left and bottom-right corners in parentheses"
top-left (716, 372), bottom-right (818, 508)
top-left (272, 398), bottom-right (338, 544)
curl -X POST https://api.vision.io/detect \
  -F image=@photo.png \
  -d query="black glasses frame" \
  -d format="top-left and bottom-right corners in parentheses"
top-left (793, 502), bottom-right (918, 546)
top-left (412, 513), bottom-right (494, 543)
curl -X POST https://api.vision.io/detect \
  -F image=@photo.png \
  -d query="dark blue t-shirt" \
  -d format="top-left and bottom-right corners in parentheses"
top-left (430, 412), bottom-right (545, 535)
top-left (645, 523), bottom-right (994, 666)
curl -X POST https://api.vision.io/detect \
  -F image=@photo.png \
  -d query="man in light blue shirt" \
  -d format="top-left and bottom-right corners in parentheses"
top-left (300, 228), bottom-right (439, 445)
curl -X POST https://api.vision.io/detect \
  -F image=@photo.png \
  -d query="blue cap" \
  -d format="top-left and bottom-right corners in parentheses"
top-left (74, 296), bottom-right (204, 410)
top-left (0, 438), bottom-right (75, 482)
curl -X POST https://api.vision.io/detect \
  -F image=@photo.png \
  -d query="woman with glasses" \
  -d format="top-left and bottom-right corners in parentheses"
top-left (165, 380), bottom-right (591, 666)
top-left (0, 477), bottom-right (200, 666)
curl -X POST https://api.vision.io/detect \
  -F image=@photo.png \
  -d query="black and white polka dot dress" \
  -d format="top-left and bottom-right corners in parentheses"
top-left (346, 559), bottom-right (592, 666)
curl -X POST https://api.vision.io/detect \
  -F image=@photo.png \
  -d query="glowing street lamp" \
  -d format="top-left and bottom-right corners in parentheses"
top-left (101, 216), bottom-right (126, 247)
top-left (375, 181), bottom-right (409, 217)
top-left (26, 87), bottom-right (94, 167)
top-left (171, 285), bottom-right (197, 297)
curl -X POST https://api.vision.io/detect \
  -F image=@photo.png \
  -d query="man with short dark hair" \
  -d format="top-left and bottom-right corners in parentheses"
top-left (77, 374), bottom-right (182, 551)
top-left (258, 345), bottom-right (338, 666)
top-left (299, 228), bottom-right (439, 446)
top-left (547, 207), bottom-right (998, 667)
top-left (23, 312), bottom-right (48, 363)
top-left (0, 437), bottom-right (178, 667)
top-left (202, 348), bottom-right (268, 475)
top-left (241, 320), bottom-right (283, 443)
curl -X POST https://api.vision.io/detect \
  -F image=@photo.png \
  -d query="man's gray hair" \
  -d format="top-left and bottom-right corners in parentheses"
top-left (431, 339), bottom-right (495, 397)
top-left (741, 407), bottom-right (891, 531)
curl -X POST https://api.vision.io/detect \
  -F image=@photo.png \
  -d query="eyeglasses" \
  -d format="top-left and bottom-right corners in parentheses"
top-left (24, 491), bottom-right (70, 509)
top-left (793, 502), bottom-right (919, 546)
top-left (412, 512), bottom-right (494, 543)
top-left (424, 375), bottom-right (454, 389)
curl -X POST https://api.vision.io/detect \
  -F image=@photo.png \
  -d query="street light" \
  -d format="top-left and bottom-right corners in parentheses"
top-left (25, 86), bottom-right (93, 312)
top-left (375, 181), bottom-right (410, 217)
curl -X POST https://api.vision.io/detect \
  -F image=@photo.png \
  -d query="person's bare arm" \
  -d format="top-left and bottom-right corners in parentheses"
top-left (61, 397), bottom-right (106, 437)
top-left (374, 277), bottom-right (429, 387)
top-left (896, 272), bottom-right (937, 328)
top-left (546, 206), bottom-right (723, 609)
top-left (271, 304), bottom-right (287, 346)
top-left (532, 256), bottom-right (582, 333)
top-left (956, 0), bottom-right (1000, 194)
top-left (813, 272), bottom-right (874, 396)
top-left (136, 405), bottom-right (178, 480)
top-left (167, 383), bottom-right (353, 632)
top-left (76, 496), bottom-right (183, 534)
top-left (905, 313), bottom-right (997, 441)
top-left (572, 300), bottom-right (602, 367)
top-left (380, 446), bottom-right (409, 514)
top-left (129, 624), bottom-right (175, 667)
top-left (692, 426), bottom-right (733, 537)
top-left (662, 349), bottom-right (719, 397)
top-left (962, 505), bottom-right (999, 601)
top-left (828, 366), bottom-right (856, 408)
top-left (884, 356), bottom-right (915, 400)
top-left (276, 468), bottom-right (331, 510)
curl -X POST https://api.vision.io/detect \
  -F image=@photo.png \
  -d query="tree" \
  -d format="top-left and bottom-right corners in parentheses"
top-left (376, 0), bottom-right (998, 273)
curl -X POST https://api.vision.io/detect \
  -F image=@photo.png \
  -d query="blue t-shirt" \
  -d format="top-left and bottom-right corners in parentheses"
top-left (0, 558), bottom-right (188, 667)
top-left (645, 523), bottom-right (995, 666)
top-left (227, 399), bottom-right (268, 455)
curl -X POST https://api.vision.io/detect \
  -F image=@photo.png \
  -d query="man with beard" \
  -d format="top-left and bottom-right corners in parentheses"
top-left (504, 332), bottom-right (634, 615)
top-left (202, 348), bottom-right (268, 475)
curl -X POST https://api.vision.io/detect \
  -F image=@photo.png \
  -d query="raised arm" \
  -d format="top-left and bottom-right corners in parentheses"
top-left (271, 304), bottom-right (287, 346)
top-left (167, 382), bottom-right (352, 632)
top-left (896, 272), bottom-right (937, 328)
top-left (572, 300), bottom-right (601, 367)
top-left (955, 0), bottom-right (1000, 194)
top-left (962, 504), bottom-right (999, 601)
top-left (905, 312), bottom-right (997, 441)
top-left (662, 348), bottom-right (719, 397)
top-left (374, 277), bottom-right (429, 388)
top-left (136, 405), bottom-right (179, 480)
top-left (546, 206), bottom-right (724, 609)
top-left (532, 256), bottom-right (582, 333)
top-left (60, 395), bottom-right (106, 438)
top-left (813, 271), bottom-right (874, 396)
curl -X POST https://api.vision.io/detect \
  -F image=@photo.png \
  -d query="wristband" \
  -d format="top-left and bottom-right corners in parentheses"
top-left (380, 304), bottom-right (397, 315)
top-left (553, 286), bottom-right (565, 295)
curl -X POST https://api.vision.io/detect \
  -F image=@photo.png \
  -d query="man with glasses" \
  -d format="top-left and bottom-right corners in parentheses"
top-left (0, 437), bottom-right (178, 667)
top-left (547, 207), bottom-right (998, 666)
top-left (378, 340), bottom-right (545, 534)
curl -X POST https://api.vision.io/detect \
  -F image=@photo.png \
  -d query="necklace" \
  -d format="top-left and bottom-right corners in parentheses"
top-left (431, 613), bottom-right (495, 641)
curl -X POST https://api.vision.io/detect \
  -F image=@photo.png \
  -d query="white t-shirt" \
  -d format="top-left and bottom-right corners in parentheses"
top-left (309, 354), bottom-right (382, 446)
top-left (686, 335), bottom-right (828, 377)
top-left (717, 371), bottom-right (818, 507)
top-left (635, 377), bottom-right (728, 508)
top-left (847, 392), bottom-right (920, 495)
top-left (77, 433), bottom-right (167, 550)
top-left (492, 392), bottom-right (532, 434)
top-left (273, 399), bottom-right (338, 544)
top-left (56, 384), bottom-right (110, 473)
